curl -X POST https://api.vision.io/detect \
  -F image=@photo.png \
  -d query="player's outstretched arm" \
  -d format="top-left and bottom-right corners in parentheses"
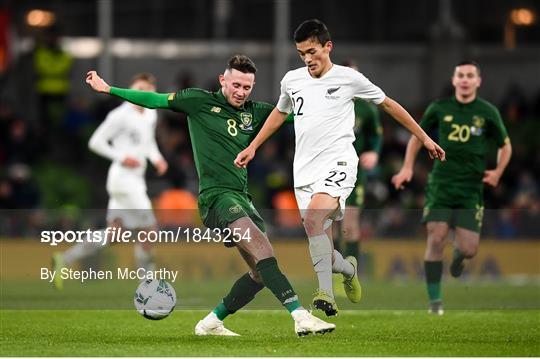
top-left (234, 108), bottom-right (288, 168)
top-left (86, 70), bottom-right (111, 93)
top-left (483, 141), bottom-right (512, 187)
top-left (391, 135), bottom-right (423, 190)
top-left (379, 96), bottom-right (445, 161)
top-left (85, 70), bottom-right (170, 109)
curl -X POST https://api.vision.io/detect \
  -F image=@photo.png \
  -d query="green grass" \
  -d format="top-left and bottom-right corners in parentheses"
top-left (1, 309), bottom-right (538, 356)
top-left (1, 279), bottom-right (539, 356)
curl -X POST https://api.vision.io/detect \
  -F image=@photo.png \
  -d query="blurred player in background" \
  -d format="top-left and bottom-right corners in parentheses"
top-left (392, 60), bottom-right (512, 315)
top-left (52, 73), bottom-right (168, 289)
top-left (85, 55), bottom-right (335, 337)
top-left (333, 60), bottom-right (383, 296)
top-left (235, 19), bottom-right (445, 317)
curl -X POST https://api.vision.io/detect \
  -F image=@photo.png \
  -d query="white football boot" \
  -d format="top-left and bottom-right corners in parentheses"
top-left (291, 309), bottom-right (336, 337)
top-left (194, 312), bottom-right (240, 336)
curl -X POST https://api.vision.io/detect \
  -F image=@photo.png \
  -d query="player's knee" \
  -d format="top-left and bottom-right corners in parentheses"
top-left (303, 215), bottom-right (323, 236)
top-left (427, 234), bottom-right (445, 250)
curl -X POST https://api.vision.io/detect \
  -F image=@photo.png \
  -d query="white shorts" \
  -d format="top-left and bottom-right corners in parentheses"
top-left (294, 166), bottom-right (357, 225)
top-left (107, 190), bottom-right (156, 229)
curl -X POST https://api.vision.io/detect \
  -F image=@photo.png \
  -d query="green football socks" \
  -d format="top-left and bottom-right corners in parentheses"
top-left (425, 260), bottom-right (443, 302)
top-left (256, 257), bottom-right (301, 313)
top-left (213, 272), bottom-right (264, 320)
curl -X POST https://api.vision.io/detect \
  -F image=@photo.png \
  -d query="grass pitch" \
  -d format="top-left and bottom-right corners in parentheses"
top-left (1, 279), bottom-right (539, 356)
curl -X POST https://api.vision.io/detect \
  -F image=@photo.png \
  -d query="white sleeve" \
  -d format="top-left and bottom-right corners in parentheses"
top-left (88, 110), bottom-right (125, 162)
top-left (352, 72), bottom-right (386, 105)
top-left (276, 75), bottom-right (293, 113)
top-left (147, 113), bottom-right (164, 164)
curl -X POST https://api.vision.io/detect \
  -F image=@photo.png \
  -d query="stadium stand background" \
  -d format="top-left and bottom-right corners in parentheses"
top-left (0, 0), bottom-right (538, 280)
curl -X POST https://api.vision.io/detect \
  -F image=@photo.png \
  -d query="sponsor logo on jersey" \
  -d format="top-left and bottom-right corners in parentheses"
top-left (325, 86), bottom-right (341, 100)
top-left (443, 115), bottom-right (453, 122)
top-left (167, 93), bottom-right (175, 101)
top-left (211, 106), bottom-right (222, 113)
top-left (229, 205), bottom-right (242, 215)
top-left (239, 112), bottom-right (253, 131)
top-left (291, 90), bottom-right (301, 95)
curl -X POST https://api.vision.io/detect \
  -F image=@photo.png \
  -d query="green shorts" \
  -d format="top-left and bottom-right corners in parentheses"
top-left (422, 183), bottom-right (484, 233)
top-left (345, 171), bottom-right (366, 207)
top-left (198, 189), bottom-right (266, 234)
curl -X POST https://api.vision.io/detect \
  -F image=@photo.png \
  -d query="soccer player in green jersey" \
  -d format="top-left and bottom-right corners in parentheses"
top-left (334, 61), bottom-right (383, 298)
top-left (85, 55), bottom-right (335, 336)
top-left (392, 60), bottom-right (512, 315)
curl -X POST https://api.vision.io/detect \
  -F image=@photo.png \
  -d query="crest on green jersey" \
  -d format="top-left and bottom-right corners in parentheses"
top-left (239, 112), bottom-right (253, 131)
top-left (471, 116), bottom-right (485, 136)
top-left (443, 115), bottom-right (453, 122)
top-left (472, 116), bottom-right (485, 128)
top-left (229, 204), bottom-right (242, 215)
top-left (240, 113), bottom-right (252, 126)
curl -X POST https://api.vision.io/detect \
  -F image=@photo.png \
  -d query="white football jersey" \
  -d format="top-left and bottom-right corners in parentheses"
top-left (277, 64), bottom-right (386, 187)
top-left (88, 102), bottom-right (163, 192)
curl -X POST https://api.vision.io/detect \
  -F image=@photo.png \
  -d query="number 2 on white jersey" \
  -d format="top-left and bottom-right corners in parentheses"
top-left (324, 170), bottom-right (346, 187)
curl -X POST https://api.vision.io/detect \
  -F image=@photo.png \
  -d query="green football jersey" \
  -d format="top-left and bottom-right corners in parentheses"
top-left (420, 96), bottom-right (509, 190)
top-left (352, 98), bottom-right (383, 158)
top-left (167, 89), bottom-right (274, 194)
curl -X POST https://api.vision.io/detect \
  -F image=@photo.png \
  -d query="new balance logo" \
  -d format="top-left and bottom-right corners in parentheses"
top-left (326, 87), bottom-right (340, 95)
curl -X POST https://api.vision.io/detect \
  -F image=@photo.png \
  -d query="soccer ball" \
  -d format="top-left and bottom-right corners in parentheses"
top-left (134, 279), bottom-right (176, 320)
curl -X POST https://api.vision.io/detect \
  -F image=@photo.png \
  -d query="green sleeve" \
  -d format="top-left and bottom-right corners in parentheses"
top-left (419, 102), bottom-right (439, 132)
top-left (168, 88), bottom-right (210, 115)
top-left (109, 87), bottom-right (170, 109)
top-left (488, 106), bottom-right (510, 147)
top-left (362, 103), bottom-right (383, 154)
top-left (284, 113), bottom-right (294, 123)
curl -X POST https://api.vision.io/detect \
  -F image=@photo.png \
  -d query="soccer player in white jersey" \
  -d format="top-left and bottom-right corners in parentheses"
top-left (52, 73), bottom-right (168, 289)
top-left (235, 19), bottom-right (445, 316)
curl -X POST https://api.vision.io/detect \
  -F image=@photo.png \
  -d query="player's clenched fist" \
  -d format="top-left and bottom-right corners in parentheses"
top-left (86, 70), bottom-right (111, 93)
top-left (423, 139), bottom-right (446, 161)
top-left (234, 146), bottom-right (256, 168)
top-left (391, 168), bottom-right (413, 190)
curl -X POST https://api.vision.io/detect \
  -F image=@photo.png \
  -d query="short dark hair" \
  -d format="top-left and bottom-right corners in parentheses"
top-left (293, 19), bottom-right (331, 45)
top-left (130, 73), bottom-right (156, 86)
top-left (227, 55), bottom-right (257, 74)
top-left (456, 60), bottom-right (481, 75)
top-left (341, 59), bottom-right (357, 68)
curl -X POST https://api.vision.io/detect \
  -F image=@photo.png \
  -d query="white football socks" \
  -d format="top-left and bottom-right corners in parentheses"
top-left (308, 233), bottom-right (333, 296)
top-left (332, 249), bottom-right (355, 278)
top-left (134, 243), bottom-right (155, 271)
top-left (62, 229), bottom-right (106, 265)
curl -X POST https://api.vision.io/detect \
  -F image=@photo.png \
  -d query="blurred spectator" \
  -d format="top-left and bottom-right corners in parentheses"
top-left (500, 83), bottom-right (529, 123)
top-left (5, 118), bottom-right (37, 164)
top-left (33, 25), bottom-right (73, 148)
top-left (7, 163), bottom-right (40, 209)
top-left (0, 177), bottom-right (15, 208)
top-left (62, 96), bottom-right (95, 162)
